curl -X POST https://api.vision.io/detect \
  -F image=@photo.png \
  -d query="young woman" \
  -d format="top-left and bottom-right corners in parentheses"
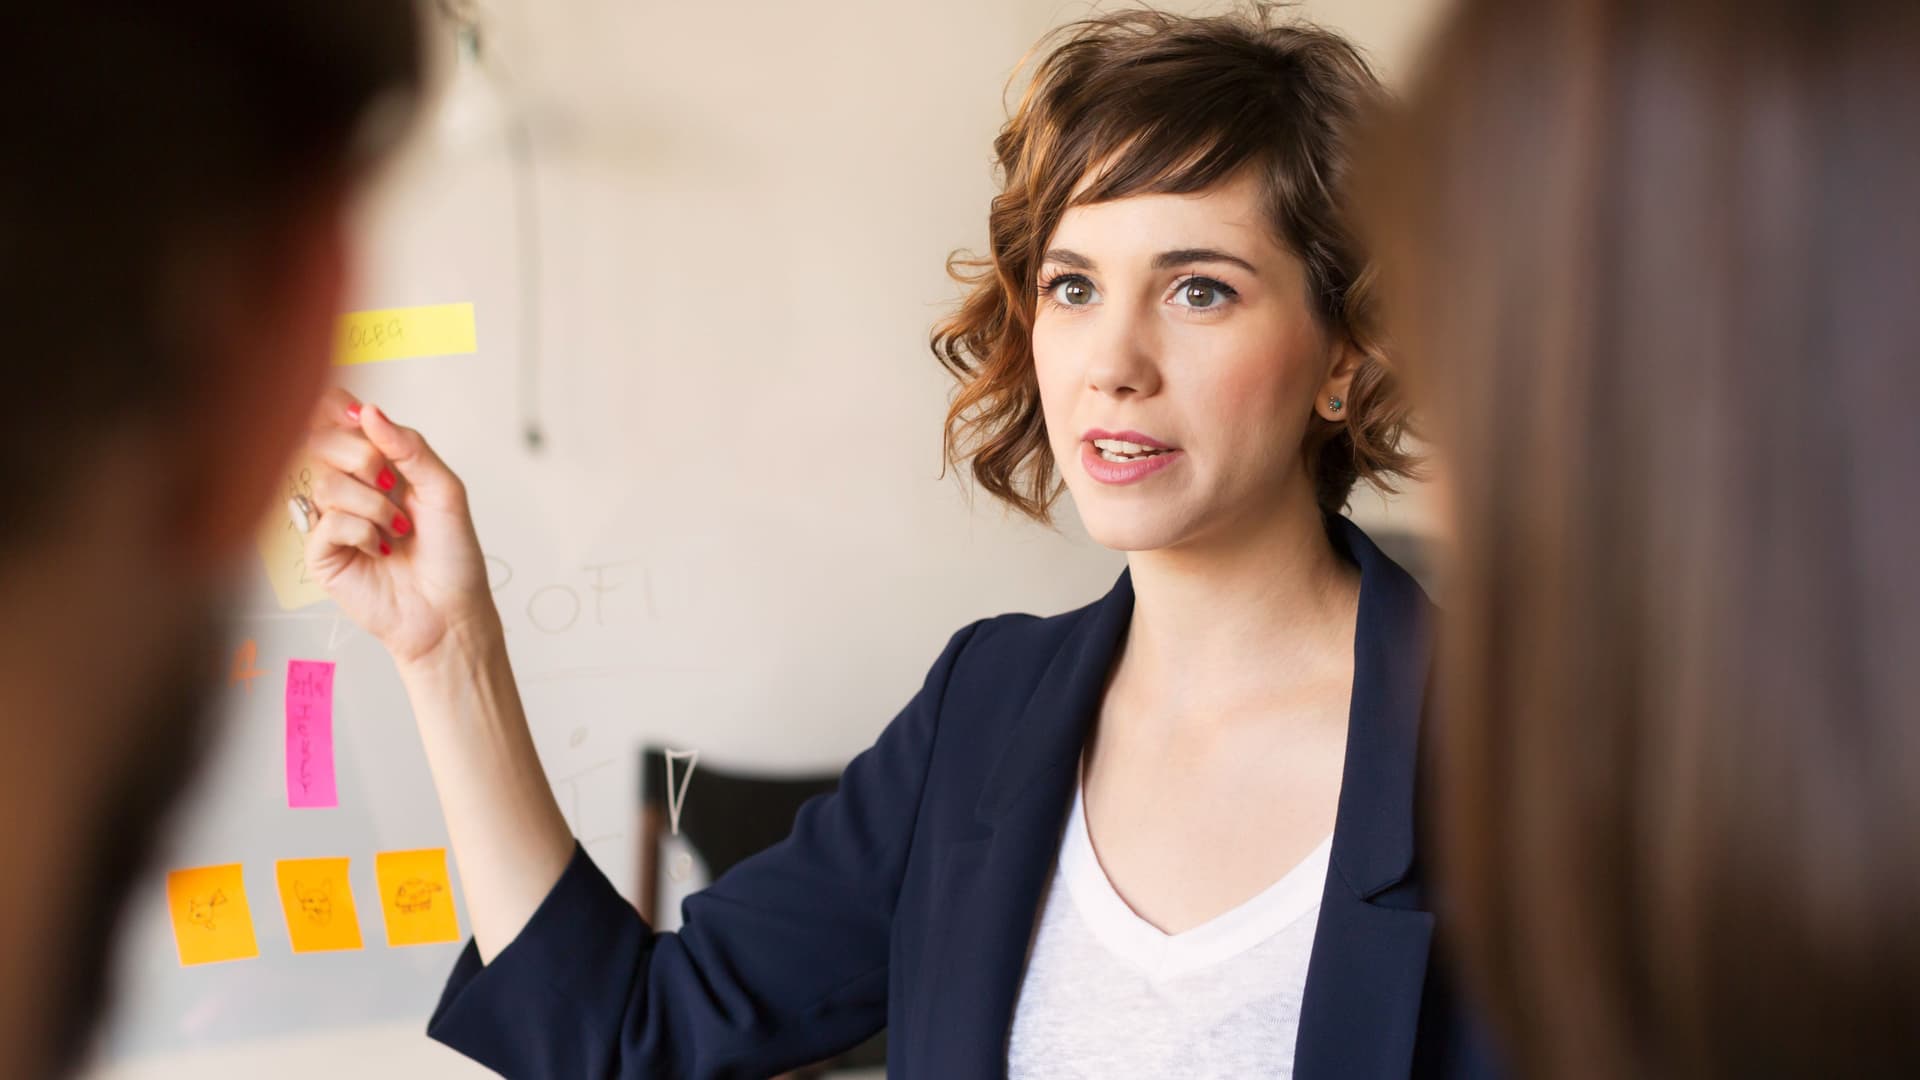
top-left (1361, 0), bottom-right (1920, 1076)
top-left (304, 9), bottom-right (1495, 1078)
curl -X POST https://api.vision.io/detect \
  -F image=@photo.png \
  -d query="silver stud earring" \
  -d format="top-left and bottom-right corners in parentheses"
top-left (1328, 396), bottom-right (1344, 414)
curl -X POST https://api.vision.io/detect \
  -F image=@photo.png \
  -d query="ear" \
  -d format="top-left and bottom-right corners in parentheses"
top-left (1313, 335), bottom-right (1365, 423)
top-left (163, 184), bottom-right (353, 570)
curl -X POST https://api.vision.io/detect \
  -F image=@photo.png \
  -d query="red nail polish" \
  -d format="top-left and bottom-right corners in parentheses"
top-left (379, 541), bottom-right (392, 557)
top-left (346, 402), bottom-right (362, 422)
top-left (392, 514), bottom-right (411, 536)
top-left (377, 468), bottom-right (396, 491)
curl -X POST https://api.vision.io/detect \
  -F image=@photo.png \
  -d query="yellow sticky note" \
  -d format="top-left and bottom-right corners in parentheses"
top-left (334, 303), bottom-right (477, 366)
top-left (255, 455), bottom-right (328, 610)
top-left (166, 864), bottom-right (260, 967)
top-left (275, 858), bottom-right (364, 954)
top-left (375, 848), bottom-right (460, 947)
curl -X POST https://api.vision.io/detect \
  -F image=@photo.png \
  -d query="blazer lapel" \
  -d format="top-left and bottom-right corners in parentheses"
top-left (919, 569), bottom-right (1135, 1078)
top-left (1294, 516), bottom-right (1440, 1079)
top-left (916, 516), bottom-right (1439, 1079)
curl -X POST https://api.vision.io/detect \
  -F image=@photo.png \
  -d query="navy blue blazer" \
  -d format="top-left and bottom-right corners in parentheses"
top-left (428, 516), bottom-right (1501, 1078)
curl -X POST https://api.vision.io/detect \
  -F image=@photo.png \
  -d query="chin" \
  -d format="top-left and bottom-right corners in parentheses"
top-left (1073, 501), bottom-right (1197, 553)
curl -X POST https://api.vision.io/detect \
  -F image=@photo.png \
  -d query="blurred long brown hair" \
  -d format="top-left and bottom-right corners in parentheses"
top-left (1359, 1), bottom-right (1920, 1076)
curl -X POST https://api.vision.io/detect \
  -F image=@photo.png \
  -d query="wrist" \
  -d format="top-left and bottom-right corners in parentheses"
top-left (396, 607), bottom-right (507, 693)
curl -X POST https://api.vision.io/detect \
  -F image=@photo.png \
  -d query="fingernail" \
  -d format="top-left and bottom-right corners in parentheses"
top-left (345, 402), bottom-right (362, 422)
top-left (379, 541), bottom-right (392, 557)
top-left (392, 513), bottom-right (411, 536)
top-left (377, 468), bottom-right (396, 492)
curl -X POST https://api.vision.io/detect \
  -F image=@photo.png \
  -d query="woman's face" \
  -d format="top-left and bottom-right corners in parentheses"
top-left (1032, 169), bottom-right (1349, 553)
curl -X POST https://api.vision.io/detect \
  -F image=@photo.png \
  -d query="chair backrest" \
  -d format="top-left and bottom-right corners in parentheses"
top-left (633, 748), bottom-right (886, 1073)
top-left (635, 747), bottom-right (843, 921)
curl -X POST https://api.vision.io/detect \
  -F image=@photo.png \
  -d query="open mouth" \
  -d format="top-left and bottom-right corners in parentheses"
top-left (1090, 438), bottom-right (1176, 463)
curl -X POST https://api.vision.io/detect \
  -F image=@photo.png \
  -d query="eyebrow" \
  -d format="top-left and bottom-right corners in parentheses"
top-left (1042, 247), bottom-right (1260, 275)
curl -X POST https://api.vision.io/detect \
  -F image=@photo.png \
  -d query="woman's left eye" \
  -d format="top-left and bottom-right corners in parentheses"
top-left (1172, 276), bottom-right (1237, 309)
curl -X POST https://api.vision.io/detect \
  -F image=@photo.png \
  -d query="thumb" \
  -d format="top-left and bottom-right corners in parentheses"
top-left (360, 404), bottom-right (465, 508)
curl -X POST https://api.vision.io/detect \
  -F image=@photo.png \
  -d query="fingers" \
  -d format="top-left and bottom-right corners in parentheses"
top-left (303, 500), bottom-right (390, 580)
top-left (360, 404), bottom-right (465, 507)
top-left (308, 428), bottom-right (397, 493)
top-left (310, 386), bottom-right (365, 433)
top-left (311, 461), bottom-right (410, 540)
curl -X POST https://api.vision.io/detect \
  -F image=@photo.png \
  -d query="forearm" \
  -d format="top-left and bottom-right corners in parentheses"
top-left (399, 613), bottom-right (575, 964)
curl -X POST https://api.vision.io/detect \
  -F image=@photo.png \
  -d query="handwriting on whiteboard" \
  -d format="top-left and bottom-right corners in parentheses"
top-left (486, 556), bottom-right (648, 635)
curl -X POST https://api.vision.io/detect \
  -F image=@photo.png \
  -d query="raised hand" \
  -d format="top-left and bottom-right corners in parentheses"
top-left (302, 388), bottom-right (496, 668)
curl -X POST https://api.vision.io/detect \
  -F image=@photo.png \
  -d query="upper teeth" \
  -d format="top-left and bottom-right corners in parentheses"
top-left (1093, 439), bottom-right (1161, 454)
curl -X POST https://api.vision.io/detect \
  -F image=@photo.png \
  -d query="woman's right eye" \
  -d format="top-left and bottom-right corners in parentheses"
top-left (1041, 274), bottom-right (1100, 307)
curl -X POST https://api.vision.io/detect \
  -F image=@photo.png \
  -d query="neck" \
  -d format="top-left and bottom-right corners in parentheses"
top-left (1119, 492), bottom-right (1360, 717)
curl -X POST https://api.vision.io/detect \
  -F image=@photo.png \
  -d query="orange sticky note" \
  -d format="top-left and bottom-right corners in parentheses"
top-left (374, 848), bottom-right (459, 947)
top-left (165, 864), bottom-right (260, 966)
top-left (275, 858), bottom-right (364, 953)
top-left (255, 455), bottom-right (329, 610)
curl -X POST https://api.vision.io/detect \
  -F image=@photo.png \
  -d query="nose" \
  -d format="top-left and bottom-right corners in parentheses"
top-left (1084, 301), bottom-right (1163, 399)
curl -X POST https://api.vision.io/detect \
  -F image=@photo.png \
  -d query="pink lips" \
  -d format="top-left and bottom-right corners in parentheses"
top-left (1080, 428), bottom-right (1183, 486)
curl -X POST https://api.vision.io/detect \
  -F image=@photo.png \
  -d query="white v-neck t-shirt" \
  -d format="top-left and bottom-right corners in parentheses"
top-left (1006, 782), bottom-right (1333, 1079)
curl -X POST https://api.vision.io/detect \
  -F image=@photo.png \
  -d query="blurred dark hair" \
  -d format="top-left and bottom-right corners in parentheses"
top-left (0, 2), bottom-right (423, 552)
top-left (1360, 1), bottom-right (1920, 1076)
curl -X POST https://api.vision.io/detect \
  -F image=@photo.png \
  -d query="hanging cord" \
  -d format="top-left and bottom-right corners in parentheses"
top-left (436, 0), bottom-right (547, 453)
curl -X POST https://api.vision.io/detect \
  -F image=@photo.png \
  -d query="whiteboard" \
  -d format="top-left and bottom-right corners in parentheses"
top-left (85, 0), bottom-right (1441, 1074)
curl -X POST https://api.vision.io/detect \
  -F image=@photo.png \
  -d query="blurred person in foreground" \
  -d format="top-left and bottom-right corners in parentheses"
top-left (0, 5), bottom-right (420, 1077)
top-left (1361, 1), bottom-right (1920, 1076)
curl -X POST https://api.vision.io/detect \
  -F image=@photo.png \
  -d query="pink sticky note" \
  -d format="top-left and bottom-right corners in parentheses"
top-left (285, 660), bottom-right (338, 808)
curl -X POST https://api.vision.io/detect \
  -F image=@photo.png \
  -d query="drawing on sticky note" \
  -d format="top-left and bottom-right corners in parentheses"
top-left (294, 880), bottom-right (334, 925)
top-left (188, 889), bottom-right (227, 931)
top-left (275, 858), bottom-right (364, 953)
top-left (284, 660), bottom-right (338, 809)
top-left (394, 878), bottom-right (443, 913)
top-left (664, 749), bottom-right (698, 881)
top-left (375, 849), bottom-right (460, 947)
top-left (230, 640), bottom-right (266, 693)
top-left (166, 864), bottom-right (259, 966)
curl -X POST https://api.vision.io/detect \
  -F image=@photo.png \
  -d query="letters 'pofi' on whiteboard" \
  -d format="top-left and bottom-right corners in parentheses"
top-left (333, 302), bottom-right (478, 366)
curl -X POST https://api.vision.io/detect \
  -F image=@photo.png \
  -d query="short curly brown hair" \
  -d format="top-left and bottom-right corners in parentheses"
top-left (933, 4), bottom-right (1417, 522)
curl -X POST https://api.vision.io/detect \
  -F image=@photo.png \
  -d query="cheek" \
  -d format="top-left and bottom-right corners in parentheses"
top-left (1197, 342), bottom-right (1302, 440)
top-left (1184, 319), bottom-right (1323, 468)
top-left (1030, 323), bottom-right (1078, 434)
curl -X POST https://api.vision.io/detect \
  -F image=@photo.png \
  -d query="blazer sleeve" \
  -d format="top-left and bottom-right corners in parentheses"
top-left (425, 618), bottom-right (987, 1079)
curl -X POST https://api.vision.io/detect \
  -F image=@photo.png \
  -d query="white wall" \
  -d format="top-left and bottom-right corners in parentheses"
top-left (85, 2), bottom-right (1445, 1076)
